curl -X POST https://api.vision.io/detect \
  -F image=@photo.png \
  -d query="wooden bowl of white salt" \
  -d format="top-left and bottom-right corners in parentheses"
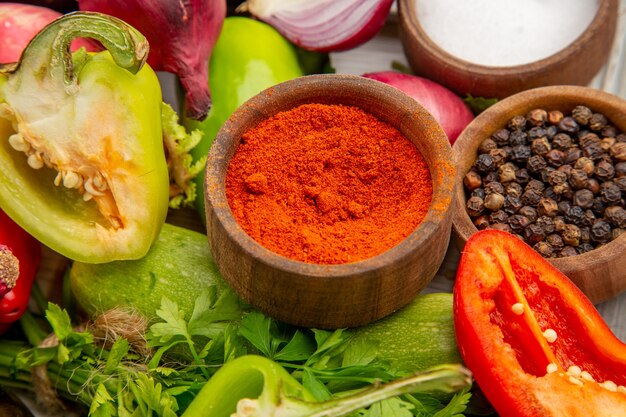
top-left (398, 0), bottom-right (618, 99)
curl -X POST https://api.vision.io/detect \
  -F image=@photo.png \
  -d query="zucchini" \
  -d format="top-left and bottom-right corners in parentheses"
top-left (69, 223), bottom-right (240, 319)
top-left (347, 293), bottom-right (462, 374)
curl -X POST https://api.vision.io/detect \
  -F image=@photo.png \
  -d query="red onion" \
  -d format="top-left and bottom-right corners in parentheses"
top-left (0, 3), bottom-right (93, 64)
top-left (238, 0), bottom-right (394, 52)
top-left (363, 71), bottom-right (474, 143)
top-left (79, 0), bottom-right (226, 121)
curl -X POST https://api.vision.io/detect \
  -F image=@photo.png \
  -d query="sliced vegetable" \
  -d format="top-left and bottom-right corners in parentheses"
top-left (454, 229), bottom-right (626, 417)
top-left (0, 12), bottom-right (169, 263)
top-left (0, 209), bottom-right (41, 333)
top-left (182, 355), bottom-right (471, 417)
top-left (183, 16), bottom-right (303, 223)
top-left (79, 0), bottom-right (227, 120)
top-left (363, 71), bottom-right (474, 143)
top-left (0, 3), bottom-right (94, 64)
top-left (237, 0), bottom-right (394, 52)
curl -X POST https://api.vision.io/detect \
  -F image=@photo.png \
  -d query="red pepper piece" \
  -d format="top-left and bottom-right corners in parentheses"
top-left (454, 229), bottom-right (626, 417)
top-left (0, 209), bottom-right (41, 330)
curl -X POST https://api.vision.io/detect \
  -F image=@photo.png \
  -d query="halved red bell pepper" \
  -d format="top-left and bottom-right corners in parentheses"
top-left (0, 209), bottom-right (41, 333)
top-left (454, 229), bottom-right (626, 417)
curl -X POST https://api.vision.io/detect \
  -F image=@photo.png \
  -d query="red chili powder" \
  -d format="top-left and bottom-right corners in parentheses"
top-left (225, 103), bottom-right (433, 264)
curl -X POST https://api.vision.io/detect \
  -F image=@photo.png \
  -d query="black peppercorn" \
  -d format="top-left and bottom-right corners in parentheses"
top-left (557, 201), bottom-right (571, 216)
top-left (564, 206), bottom-right (585, 225)
top-left (565, 148), bottom-right (583, 164)
top-left (475, 153), bottom-right (496, 172)
top-left (587, 178), bottom-right (600, 194)
top-left (571, 106), bottom-right (593, 125)
top-left (590, 220), bottom-right (612, 243)
top-left (613, 177), bottom-right (626, 192)
top-left (491, 128), bottom-right (511, 145)
top-left (582, 210), bottom-right (596, 227)
top-left (466, 196), bottom-right (485, 217)
top-left (577, 243), bottom-right (595, 254)
top-left (515, 168), bottom-right (530, 184)
top-left (537, 198), bottom-right (559, 217)
top-left (573, 189), bottom-right (594, 209)
top-left (569, 169), bottom-right (589, 190)
top-left (527, 109), bottom-right (547, 126)
top-left (562, 224), bottom-right (581, 246)
top-left (557, 164), bottom-right (573, 178)
top-left (602, 125), bottom-right (618, 138)
top-left (543, 186), bottom-right (559, 201)
top-left (485, 181), bottom-right (505, 195)
top-left (503, 195), bottom-right (523, 214)
top-left (615, 162), bottom-right (626, 178)
top-left (546, 234), bottom-right (565, 251)
top-left (589, 113), bottom-right (608, 131)
top-left (610, 142), bottom-right (626, 162)
top-left (553, 182), bottom-right (573, 199)
top-left (525, 224), bottom-right (546, 244)
top-left (560, 246), bottom-right (578, 257)
top-left (484, 193), bottom-right (505, 211)
top-left (617, 133), bottom-right (626, 143)
top-left (545, 125), bottom-right (558, 139)
top-left (548, 110), bottom-right (564, 125)
top-left (522, 189), bottom-right (542, 206)
top-left (554, 216), bottom-right (566, 232)
top-left (558, 117), bottom-right (580, 134)
top-left (534, 241), bottom-right (554, 258)
top-left (478, 138), bottom-right (498, 154)
top-left (591, 198), bottom-right (606, 216)
top-left (490, 210), bottom-right (509, 224)
top-left (574, 157), bottom-right (595, 175)
top-left (551, 133), bottom-right (572, 150)
top-left (490, 223), bottom-right (512, 233)
top-left (600, 181), bottom-right (622, 204)
top-left (600, 137), bottom-right (616, 152)
top-left (526, 155), bottom-right (547, 173)
top-left (474, 215), bottom-right (491, 230)
top-left (509, 130), bottom-right (528, 146)
top-left (604, 206), bottom-right (626, 228)
top-left (540, 167), bottom-right (556, 184)
top-left (595, 160), bottom-right (615, 181)
top-left (547, 170), bottom-right (568, 186)
top-left (579, 131), bottom-right (600, 147)
top-left (536, 215), bottom-right (555, 234)
top-left (531, 137), bottom-right (551, 156)
top-left (505, 182), bottom-right (523, 198)
top-left (464, 170), bottom-right (482, 191)
top-left (483, 172), bottom-right (498, 185)
top-left (613, 228), bottom-right (625, 239)
top-left (582, 141), bottom-right (605, 160)
top-left (545, 149), bottom-right (566, 167)
top-left (508, 115), bottom-right (527, 131)
top-left (471, 188), bottom-right (486, 199)
top-left (526, 179), bottom-right (545, 193)
top-left (511, 145), bottom-right (531, 163)
top-left (519, 206), bottom-right (538, 223)
top-left (489, 148), bottom-right (508, 167)
top-left (528, 127), bottom-right (547, 140)
top-left (508, 214), bottom-right (531, 234)
top-left (580, 226), bottom-right (591, 243)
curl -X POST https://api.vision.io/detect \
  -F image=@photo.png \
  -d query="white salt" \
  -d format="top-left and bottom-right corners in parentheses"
top-left (415, 0), bottom-right (599, 67)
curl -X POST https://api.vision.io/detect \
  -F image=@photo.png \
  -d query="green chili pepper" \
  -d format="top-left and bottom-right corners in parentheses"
top-left (182, 355), bottom-right (472, 417)
top-left (184, 17), bottom-right (303, 223)
top-left (0, 12), bottom-right (169, 263)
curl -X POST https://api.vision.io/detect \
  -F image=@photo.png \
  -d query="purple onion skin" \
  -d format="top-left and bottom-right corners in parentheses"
top-left (79, 0), bottom-right (226, 121)
top-left (363, 71), bottom-right (474, 143)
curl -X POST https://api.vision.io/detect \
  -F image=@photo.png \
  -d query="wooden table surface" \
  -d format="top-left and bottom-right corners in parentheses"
top-left (329, 1), bottom-right (626, 341)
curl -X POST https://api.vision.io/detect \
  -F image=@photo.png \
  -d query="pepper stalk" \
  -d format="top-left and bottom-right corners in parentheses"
top-left (182, 355), bottom-right (472, 417)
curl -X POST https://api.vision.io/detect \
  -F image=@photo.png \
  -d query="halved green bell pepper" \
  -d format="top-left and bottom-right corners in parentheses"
top-left (184, 16), bottom-right (303, 224)
top-left (0, 12), bottom-right (169, 263)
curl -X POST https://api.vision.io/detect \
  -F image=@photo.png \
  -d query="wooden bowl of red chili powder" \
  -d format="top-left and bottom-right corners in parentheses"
top-left (204, 74), bottom-right (456, 328)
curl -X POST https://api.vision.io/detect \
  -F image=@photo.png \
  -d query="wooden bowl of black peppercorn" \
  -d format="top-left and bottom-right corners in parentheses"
top-left (452, 85), bottom-right (626, 304)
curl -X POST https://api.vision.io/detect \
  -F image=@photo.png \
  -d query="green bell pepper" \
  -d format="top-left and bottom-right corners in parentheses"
top-left (184, 16), bottom-right (303, 223)
top-left (0, 12), bottom-right (169, 263)
top-left (182, 355), bottom-right (472, 417)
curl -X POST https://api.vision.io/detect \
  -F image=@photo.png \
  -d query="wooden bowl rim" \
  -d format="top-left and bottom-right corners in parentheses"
top-left (451, 85), bottom-right (626, 271)
top-left (398, 0), bottom-right (618, 75)
top-left (205, 73), bottom-right (455, 278)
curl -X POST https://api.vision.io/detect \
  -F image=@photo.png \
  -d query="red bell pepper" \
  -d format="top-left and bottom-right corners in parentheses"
top-left (0, 209), bottom-right (41, 333)
top-left (454, 229), bottom-right (626, 417)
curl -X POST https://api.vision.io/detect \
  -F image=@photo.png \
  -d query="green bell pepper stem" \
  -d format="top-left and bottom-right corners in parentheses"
top-left (182, 355), bottom-right (472, 417)
top-left (2, 11), bottom-right (148, 85)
